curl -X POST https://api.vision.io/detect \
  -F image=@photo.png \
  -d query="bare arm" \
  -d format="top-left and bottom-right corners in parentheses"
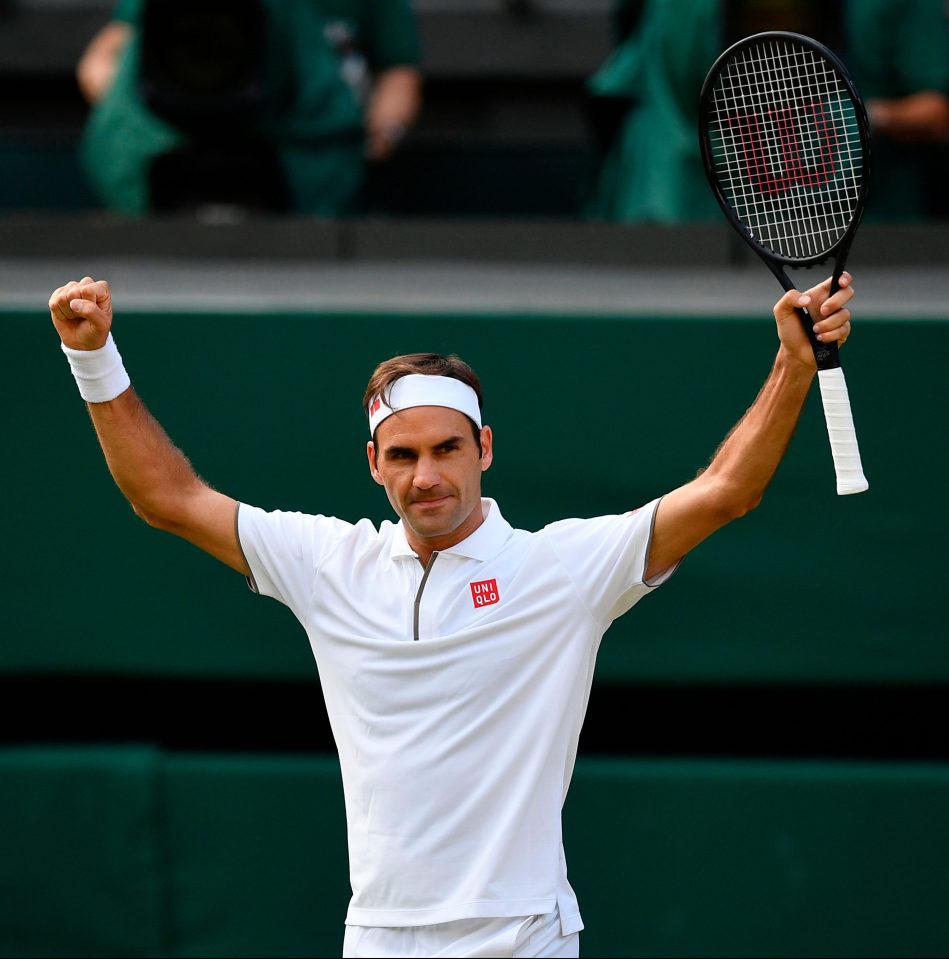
top-left (645, 274), bottom-right (855, 582)
top-left (365, 66), bottom-right (423, 161)
top-left (76, 21), bottom-right (132, 104)
top-left (50, 278), bottom-right (249, 575)
top-left (868, 91), bottom-right (949, 144)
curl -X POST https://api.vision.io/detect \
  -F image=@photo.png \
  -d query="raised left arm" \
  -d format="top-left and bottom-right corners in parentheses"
top-left (644, 273), bottom-right (854, 582)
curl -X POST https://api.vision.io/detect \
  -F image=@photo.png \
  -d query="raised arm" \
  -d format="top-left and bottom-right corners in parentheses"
top-left (868, 91), bottom-right (949, 144)
top-left (76, 21), bottom-right (132, 104)
top-left (365, 66), bottom-right (423, 161)
top-left (50, 277), bottom-right (249, 575)
top-left (644, 273), bottom-right (855, 582)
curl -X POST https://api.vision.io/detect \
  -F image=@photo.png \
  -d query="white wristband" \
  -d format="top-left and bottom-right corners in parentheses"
top-left (61, 333), bottom-right (131, 403)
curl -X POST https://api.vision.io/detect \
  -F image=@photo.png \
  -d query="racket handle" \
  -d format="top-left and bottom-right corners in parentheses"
top-left (817, 367), bottom-right (868, 495)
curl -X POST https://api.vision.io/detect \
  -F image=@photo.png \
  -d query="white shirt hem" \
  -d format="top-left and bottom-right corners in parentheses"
top-left (345, 897), bottom-right (557, 928)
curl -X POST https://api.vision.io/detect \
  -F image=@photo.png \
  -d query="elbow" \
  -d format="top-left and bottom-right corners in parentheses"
top-left (131, 501), bottom-right (163, 528)
top-left (708, 480), bottom-right (764, 523)
top-left (734, 492), bottom-right (764, 518)
top-left (127, 478), bottom-right (205, 532)
top-left (130, 501), bottom-right (177, 532)
top-left (733, 492), bottom-right (764, 520)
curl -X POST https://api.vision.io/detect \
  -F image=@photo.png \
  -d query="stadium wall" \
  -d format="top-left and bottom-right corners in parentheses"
top-left (2, 748), bottom-right (949, 958)
top-left (3, 306), bottom-right (946, 958)
top-left (6, 308), bottom-right (945, 684)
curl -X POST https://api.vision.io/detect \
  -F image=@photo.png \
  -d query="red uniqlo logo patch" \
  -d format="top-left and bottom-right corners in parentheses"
top-left (470, 579), bottom-right (500, 608)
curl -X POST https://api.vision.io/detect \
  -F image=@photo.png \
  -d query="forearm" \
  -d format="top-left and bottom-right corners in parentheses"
top-left (86, 388), bottom-right (204, 528)
top-left (869, 91), bottom-right (949, 143)
top-left (701, 348), bottom-right (813, 512)
top-left (366, 66), bottom-right (422, 159)
top-left (368, 67), bottom-right (422, 128)
top-left (52, 278), bottom-right (246, 570)
top-left (646, 350), bottom-right (812, 578)
top-left (647, 277), bottom-right (853, 579)
top-left (76, 22), bottom-right (131, 104)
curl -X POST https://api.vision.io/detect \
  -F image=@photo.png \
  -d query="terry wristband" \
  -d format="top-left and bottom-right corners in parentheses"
top-left (61, 333), bottom-right (131, 403)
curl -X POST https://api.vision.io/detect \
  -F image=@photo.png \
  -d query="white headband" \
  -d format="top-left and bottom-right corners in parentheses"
top-left (368, 374), bottom-right (482, 436)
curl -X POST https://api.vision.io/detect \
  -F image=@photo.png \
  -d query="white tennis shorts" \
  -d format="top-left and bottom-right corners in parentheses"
top-left (342, 908), bottom-right (580, 958)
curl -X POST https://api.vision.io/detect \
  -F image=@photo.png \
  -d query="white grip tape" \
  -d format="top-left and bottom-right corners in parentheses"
top-left (61, 333), bottom-right (131, 404)
top-left (817, 367), bottom-right (869, 495)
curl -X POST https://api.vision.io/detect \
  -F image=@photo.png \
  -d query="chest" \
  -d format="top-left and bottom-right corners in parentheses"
top-left (315, 548), bottom-right (599, 734)
top-left (309, 538), bottom-right (587, 646)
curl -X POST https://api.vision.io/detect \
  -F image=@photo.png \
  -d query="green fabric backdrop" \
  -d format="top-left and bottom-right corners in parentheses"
top-left (7, 308), bottom-right (945, 682)
top-left (2, 748), bottom-right (948, 957)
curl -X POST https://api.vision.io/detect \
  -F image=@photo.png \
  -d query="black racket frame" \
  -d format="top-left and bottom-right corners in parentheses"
top-left (698, 31), bottom-right (872, 370)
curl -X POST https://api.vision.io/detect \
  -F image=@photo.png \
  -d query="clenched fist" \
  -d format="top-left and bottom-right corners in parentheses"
top-left (49, 277), bottom-right (113, 351)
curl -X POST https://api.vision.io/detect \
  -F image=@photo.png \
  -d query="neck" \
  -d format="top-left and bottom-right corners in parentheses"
top-left (405, 501), bottom-right (485, 565)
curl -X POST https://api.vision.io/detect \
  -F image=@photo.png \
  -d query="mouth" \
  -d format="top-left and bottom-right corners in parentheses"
top-left (411, 495), bottom-right (451, 510)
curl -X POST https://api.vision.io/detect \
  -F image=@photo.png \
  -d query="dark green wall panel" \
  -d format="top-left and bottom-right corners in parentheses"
top-left (161, 754), bottom-right (350, 958)
top-left (0, 747), bottom-right (168, 958)
top-left (7, 309), bottom-right (946, 682)
top-left (2, 749), bottom-right (948, 957)
top-left (565, 759), bottom-right (949, 957)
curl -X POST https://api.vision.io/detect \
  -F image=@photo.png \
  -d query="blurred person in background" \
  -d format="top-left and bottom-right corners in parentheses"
top-left (76, 0), bottom-right (422, 216)
top-left (586, 0), bottom-right (949, 222)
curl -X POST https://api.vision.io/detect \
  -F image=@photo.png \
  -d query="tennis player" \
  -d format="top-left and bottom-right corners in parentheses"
top-left (50, 272), bottom-right (854, 958)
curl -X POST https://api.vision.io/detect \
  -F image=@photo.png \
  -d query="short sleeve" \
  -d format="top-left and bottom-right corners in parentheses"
top-left (237, 504), bottom-right (354, 622)
top-left (541, 498), bottom-right (676, 625)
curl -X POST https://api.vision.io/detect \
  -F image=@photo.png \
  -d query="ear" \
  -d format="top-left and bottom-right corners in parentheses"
top-left (367, 441), bottom-right (384, 486)
top-left (479, 425), bottom-right (494, 473)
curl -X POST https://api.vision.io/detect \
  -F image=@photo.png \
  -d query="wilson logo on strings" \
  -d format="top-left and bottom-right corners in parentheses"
top-left (728, 101), bottom-right (838, 196)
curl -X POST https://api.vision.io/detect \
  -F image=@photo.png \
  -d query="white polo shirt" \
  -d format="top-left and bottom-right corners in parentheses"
top-left (238, 497), bottom-right (671, 933)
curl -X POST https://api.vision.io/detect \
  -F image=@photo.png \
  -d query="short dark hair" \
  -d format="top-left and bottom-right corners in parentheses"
top-left (363, 353), bottom-right (484, 453)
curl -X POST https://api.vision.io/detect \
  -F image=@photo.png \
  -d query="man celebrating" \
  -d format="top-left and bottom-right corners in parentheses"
top-left (50, 272), bottom-right (854, 958)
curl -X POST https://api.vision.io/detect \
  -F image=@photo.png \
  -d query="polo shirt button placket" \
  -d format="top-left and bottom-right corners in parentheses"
top-left (412, 551), bottom-right (439, 641)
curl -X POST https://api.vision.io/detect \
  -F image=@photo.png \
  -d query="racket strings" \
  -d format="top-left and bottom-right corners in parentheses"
top-left (707, 39), bottom-right (864, 260)
top-left (716, 44), bottom-right (859, 249)
top-left (720, 48), bottom-right (857, 254)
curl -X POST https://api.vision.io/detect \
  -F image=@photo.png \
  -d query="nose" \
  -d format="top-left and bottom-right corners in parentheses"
top-left (413, 455), bottom-right (441, 490)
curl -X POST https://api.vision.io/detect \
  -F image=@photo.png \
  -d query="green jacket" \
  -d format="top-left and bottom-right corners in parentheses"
top-left (588, 0), bottom-right (949, 222)
top-left (81, 0), bottom-right (419, 215)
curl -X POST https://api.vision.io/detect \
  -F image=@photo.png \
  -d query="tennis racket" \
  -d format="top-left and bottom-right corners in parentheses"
top-left (699, 31), bottom-right (870, 495)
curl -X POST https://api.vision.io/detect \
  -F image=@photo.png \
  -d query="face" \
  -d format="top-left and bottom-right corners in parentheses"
top-left (367, 406), bottom-right (493, 554)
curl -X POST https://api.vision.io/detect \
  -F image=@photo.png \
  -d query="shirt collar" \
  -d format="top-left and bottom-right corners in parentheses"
top-left (389, 498), bottom-right (513, 562)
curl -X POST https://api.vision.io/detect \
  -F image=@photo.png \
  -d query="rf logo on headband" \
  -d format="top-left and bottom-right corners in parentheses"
top-left (470, 579), bottom-right (500, 608)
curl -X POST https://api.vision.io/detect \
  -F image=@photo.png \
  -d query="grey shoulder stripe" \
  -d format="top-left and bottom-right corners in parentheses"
top-left (643, 496), bottom-right (682, 588)
top-left (235, 502), bottom-right (259, 594)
